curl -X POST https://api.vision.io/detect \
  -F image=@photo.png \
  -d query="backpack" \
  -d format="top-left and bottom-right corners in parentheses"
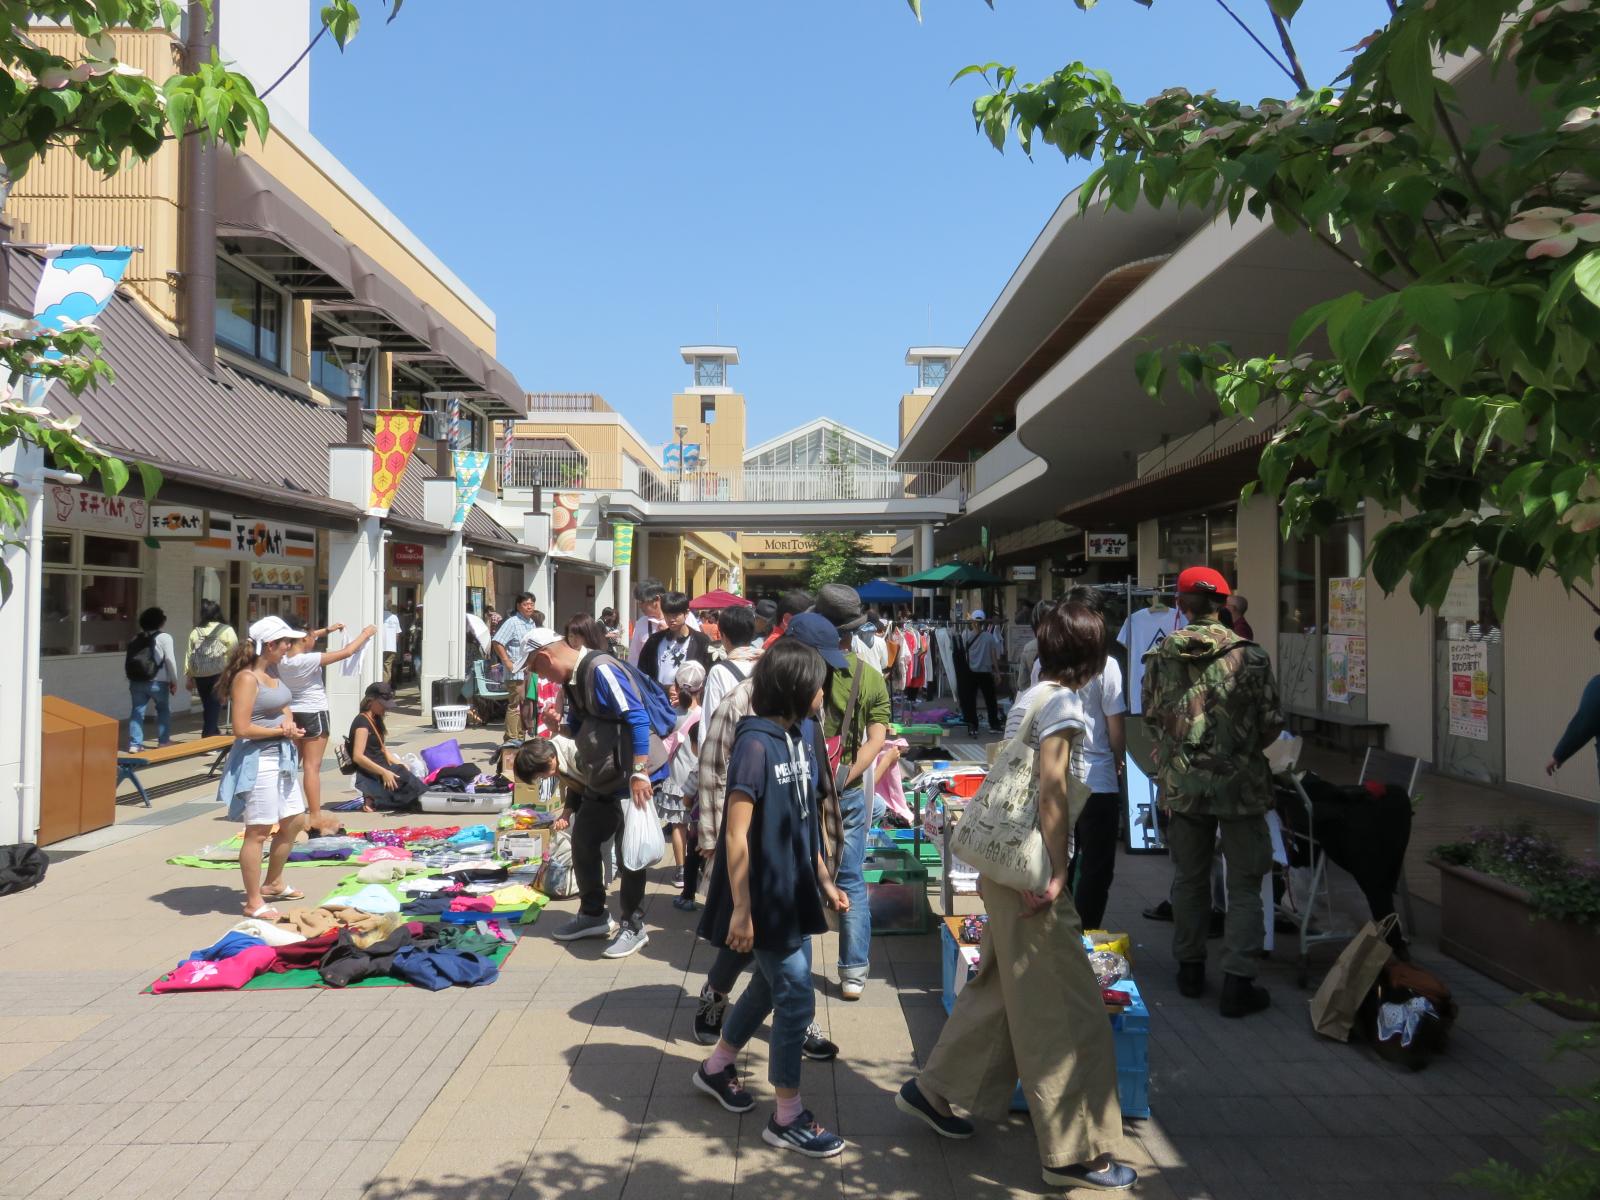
top-left (0, 843), bottom-right (48, 896)
top-left (189, 624), bottom-right (231, 676)
top-left (125, 632), bottom-right (161, 682)
top-left (617, 661), bottom-right (679, 739)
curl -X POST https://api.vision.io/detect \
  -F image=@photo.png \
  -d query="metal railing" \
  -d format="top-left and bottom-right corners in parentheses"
top-left (524, 393), bottom-right (612, 413)
top-left (493, 452), bottom-right (969, 505)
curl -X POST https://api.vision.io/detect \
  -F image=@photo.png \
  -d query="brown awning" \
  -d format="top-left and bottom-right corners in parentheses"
top-left (216, 153), bottom-right (526, 415)
top-left (1058, 433), bottom-right (1272, 529)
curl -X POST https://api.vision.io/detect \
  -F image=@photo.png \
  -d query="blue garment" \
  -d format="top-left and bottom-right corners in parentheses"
top-left (1553, 675), bottom-right (1600, 786)
top-left (836, 785), bottom-right (871, 982)
top-left (178, 930), bottom-right (264, 967)
top-left (215, 738), bottom-right (303, 822)
top-left (389, 945), bottom-right (500, 990)
top-left (127, 679), bottom-right (170, 748)
top-left (698, 716), bottom-right (825, 954)
top-left (721, 941), bottom-right (816, 1089)
top-left (446, 824), bottom-right (496, 845)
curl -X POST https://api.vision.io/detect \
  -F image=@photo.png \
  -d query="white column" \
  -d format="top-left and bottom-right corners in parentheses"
top-left (326, 447), bottom-right (382, 734)
top-left (523, 512), bottom-right (552, 620)
top-left (918, 524), bottom-right (936, 573)
top-left (420, 479), bottom-right (467, 719)
top-left (614, 555), bottom-right (631, 632)
top-left (0, 441), bottom-right (44, 844)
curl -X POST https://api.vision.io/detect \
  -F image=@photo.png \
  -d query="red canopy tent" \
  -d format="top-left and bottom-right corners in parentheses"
top-left (689, 589), bottom-right (752, 611)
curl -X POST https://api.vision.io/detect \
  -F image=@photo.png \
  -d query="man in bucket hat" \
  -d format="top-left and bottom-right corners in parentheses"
top-left (1143, 567), bottom-right (1283, 1019)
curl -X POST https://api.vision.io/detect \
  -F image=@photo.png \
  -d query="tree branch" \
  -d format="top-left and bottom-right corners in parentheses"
top-left (1371, 216), bottom-right (1424, 281)
top-left (1268, 7), bottom-right (1310, 92)
top-left (1211, 0), bottom-right (1299, 88)
top-left (1433, 94), bottom-right (1503, 236)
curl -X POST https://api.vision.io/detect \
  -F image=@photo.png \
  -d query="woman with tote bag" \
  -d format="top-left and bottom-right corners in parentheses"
top-left (896, 602), bottom-right (1135, 1194)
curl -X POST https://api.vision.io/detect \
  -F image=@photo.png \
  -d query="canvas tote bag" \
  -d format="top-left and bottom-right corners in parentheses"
top-left (948, 684), bottom-right (1068, 893)
top-left (1309, 914), bottom-right (1399, 1041)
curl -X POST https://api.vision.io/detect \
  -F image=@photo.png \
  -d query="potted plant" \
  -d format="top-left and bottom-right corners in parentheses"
top-left (1430, 825), bottom-right (1600, 1019)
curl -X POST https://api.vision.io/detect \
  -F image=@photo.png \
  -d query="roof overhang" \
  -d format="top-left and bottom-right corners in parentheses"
top-left (1057, 434), bottom-right (1273, 529)
top-left (680, 345), bottom-right (740, 364)
top-left (217, 153), bottom-right (527, 417)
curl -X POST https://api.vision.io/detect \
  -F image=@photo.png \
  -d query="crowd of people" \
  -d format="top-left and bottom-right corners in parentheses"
top-left (194, 564), bottom-right (1329, 1189)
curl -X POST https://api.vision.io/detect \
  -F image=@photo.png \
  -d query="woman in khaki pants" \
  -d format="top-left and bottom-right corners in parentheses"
top-left (896, 603), bottom-right (1136, 1194)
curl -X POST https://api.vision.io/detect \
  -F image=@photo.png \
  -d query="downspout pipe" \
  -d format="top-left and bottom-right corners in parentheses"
top-left (180, 1), bottom-right (218, 373)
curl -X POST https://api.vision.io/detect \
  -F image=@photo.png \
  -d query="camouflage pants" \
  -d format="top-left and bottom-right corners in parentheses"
top-left (1168, 811), bottom-right (1272, 979)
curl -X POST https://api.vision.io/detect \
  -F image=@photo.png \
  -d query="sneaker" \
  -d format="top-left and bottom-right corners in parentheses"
top-left (693, 983), bottom-right (728, 1046)
top-left (671, 896), bottom-right (699, 912)
top-left (603, 924), bottom-right (650, 959)
top-left (840, 978), bottom-right (864, 1001)
top-left (1041, 1160), bottom-right (1137, 1192)
top-left (673, 869), bottom-right (686, 889)
top-left (692, 1063), bottom-right (754, 1114)
top-left (1219, 973), bottom-right (1271, 1018)
top-left (895, 1079), bottom-right (974, 1139)
top-left (801, 1023), bottom-right (838, 1062)
top-left (1142, 900), bottom-right (1173, 922)
top-left (552, 913), bottom-right (618, 942)
top-left (762, 1110), bottom-right (845, 1158)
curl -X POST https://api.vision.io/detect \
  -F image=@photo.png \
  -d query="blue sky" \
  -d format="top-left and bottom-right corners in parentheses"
top-left (310, 0), bottom-right (1389, 452)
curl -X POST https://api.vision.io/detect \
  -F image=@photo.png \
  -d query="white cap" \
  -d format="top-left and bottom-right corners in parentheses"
top-left (971, 609), bottom-right (987, 620)
top-left (248, 615), bottom-right (307, 650)
top-left (525, 627), bottom-right (563, 653)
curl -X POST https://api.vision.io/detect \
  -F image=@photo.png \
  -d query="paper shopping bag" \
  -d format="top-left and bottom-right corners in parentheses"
top-left (1309, 914), bottom-right (1399, 1042)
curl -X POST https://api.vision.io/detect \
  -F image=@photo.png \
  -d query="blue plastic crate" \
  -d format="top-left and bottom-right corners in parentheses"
top-left (940, 926), bottom-right (1150, 1119)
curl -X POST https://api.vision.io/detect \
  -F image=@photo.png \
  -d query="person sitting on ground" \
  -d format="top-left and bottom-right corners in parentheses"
top-left (215, 616), bottom-right (309, 919)
top-left (693, 638), bottom-right (850, 1159)
top-left (347, 682), bottom-right (426, 812)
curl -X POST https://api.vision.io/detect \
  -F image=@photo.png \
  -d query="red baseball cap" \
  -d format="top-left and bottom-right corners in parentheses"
top-left (1176, 566), bottom-right (1232, 597)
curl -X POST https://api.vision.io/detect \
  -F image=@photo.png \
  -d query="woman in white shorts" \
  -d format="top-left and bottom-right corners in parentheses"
top-left (278, 622), bottom-right (376, 820)
top-left (216, 615), bottom-right (310, 918)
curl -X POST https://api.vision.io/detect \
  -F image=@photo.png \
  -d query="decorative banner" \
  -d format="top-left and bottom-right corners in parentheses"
top-left (27, 245), bottom-right (133, 400)
top-left (662, 444), bottom-right (681, 471)
top-left (612, 521), bottom-right (635, 566)
top-left (550, 492), bottom-right (580, 553)
top-left (368, 409), bottom-right (423, 514)
top-left (682, 443), bottom-right (701, 471)
top-left (452, 450), bottom-right (490, 528)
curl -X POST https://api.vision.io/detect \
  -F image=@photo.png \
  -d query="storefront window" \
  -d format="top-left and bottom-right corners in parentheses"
top-left (1277, 513), bottom-right (1366, 719)
top-left (215, 258), bottom-right (282, 366)
top-left (1155, 506), bottom-right (1237, 587)
top-left (44, 531), bottom-right (143, 655)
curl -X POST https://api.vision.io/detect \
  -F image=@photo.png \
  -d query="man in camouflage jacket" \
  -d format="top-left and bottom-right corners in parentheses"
top-left (1144, 567), bottom-right (1283, 1018)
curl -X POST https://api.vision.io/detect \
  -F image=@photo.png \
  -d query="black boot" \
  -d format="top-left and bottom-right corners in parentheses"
top-left (1177, 961), bottom-right (1206, 998)
top-left (1220, 973), bottom-right (1271, 1018)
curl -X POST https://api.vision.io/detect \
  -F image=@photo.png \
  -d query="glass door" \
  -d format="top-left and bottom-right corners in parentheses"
top-left (1432, 560), bottom-right (1505, 783)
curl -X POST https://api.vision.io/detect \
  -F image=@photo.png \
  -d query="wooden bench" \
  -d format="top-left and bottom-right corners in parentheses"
top-left (116, 735), bottom-right (234, 807)
top-left (1285, 708), bottom-right (1388, 758)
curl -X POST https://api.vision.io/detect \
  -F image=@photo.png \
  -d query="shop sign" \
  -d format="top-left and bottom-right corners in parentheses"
top-left (392, 542), bottom-right (424, 567)
top-left (1447, 639), bottom-right (1490, 741)
top-left (249, 563), bottom-right (307, 592)
top-left (150, 504), bottom-right (206, 539)
top-left (46, 484), bottom-right (149, 535)
top-left (201, 513), bottom-right (316, 560)
top-left (1085, 531), bottom-right (1129, 560)
top-left (1164, 522), bottom-right (1205, 562)
top-left (1010, 565), bottom-right (1038, 581)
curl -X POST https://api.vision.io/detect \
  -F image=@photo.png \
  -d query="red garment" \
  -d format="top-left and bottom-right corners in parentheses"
top-left (448, 895), bottom-right (495, 913)
top-left (272, 930), bottom-right (340, 970)
top-left (152, 945), bottom-right (280, 992)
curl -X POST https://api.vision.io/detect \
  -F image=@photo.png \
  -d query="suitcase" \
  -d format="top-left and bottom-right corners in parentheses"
top-left (416, 789), bottom-right (514, 815)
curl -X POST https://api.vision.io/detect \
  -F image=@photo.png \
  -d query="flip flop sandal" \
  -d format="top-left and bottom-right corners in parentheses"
top-left (261, 888), bottom-right (305, 902)
top-left (243, 905), bottom-right (283, 919)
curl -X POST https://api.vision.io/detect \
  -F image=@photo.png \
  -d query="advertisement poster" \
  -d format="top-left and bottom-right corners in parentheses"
top-left (1448, 639), bottom-right (1490, 741)
top-left (1325, 635), bottom-right (1350, 704)
top-left (1346, 636), bottom-right (1368, 695)
top-left (1441, 564), bottom-right (1480, 620)
top-left (1328, 576), bottom-right (1366, 635)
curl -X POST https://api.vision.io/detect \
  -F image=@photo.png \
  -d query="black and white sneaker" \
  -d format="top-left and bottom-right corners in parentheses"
top-left (692, 1064), bottom-right (754, 1114)
top-left (693, 983), bottom-right (728, 1046)
top-left (801, 1023), bottom-right (838, 1062)
top-left (895, 1079), bottom-right (974, 1139)
top-left (762, 1109), bottom-right (845, 1158)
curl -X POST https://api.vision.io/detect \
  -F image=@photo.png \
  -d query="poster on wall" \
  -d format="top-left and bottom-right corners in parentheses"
top-left (1448, 638), bottom-right (1490, 741)
top-left (1346, 636), bottom-right (1368, 695)
top-left (1325, 635), bottom-right (1351, 704)
top-left (1328, 576), bottom-right (1366, 635)
top-left (1441, 564), bottom-right (1479, 620)
top-left (550, 493), bottom-right (580, 553)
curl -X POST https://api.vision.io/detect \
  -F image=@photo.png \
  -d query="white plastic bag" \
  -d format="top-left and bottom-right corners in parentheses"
top-left (402, 752), bottom-right (427, 779)
top-left (620, 796), bottom-right (666, 872)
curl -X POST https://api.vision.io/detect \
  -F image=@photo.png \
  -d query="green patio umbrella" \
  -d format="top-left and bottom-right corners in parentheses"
top-left (897, 562), bottom-right (1007, 588)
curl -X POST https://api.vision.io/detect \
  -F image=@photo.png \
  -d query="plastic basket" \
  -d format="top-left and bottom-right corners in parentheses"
top-left (433, 705), bottom-right (469, 732)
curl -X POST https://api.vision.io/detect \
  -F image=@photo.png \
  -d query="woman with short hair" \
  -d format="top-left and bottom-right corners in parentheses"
top-left (347, 682), bottom-right (425, 812)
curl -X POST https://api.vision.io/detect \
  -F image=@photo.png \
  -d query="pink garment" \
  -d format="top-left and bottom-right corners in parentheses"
top-left (151, 945), bottom-right (280, 993)
top-left (448, 895), bottom-right (495, 913)
top-left (357, 846), bottom-right (413, 864)
top-left (873, 739), bottom-right (914, 825)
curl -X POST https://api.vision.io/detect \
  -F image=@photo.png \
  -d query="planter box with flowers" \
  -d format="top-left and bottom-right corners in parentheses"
top-left (1430, 825), bottom-right (1600, 1019)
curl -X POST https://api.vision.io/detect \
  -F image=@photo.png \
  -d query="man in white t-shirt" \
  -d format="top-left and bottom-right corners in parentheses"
top-left (381, 609), bottom-right (402, 683)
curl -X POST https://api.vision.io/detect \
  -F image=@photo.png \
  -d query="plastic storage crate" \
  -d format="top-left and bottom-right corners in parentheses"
top-left (863, 846), bottom-right (931, 934)
top-left (939, 924), bottom-right (1150, 1119)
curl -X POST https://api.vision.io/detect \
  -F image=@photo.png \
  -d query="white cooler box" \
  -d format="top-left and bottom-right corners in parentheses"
top-left (417, 789), bottom-right (514, 815)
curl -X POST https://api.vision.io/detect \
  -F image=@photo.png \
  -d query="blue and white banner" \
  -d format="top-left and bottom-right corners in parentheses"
top-left (26, 244), bottom-right (132, 400)
top-left (452, 451), bottom-right (490, 529)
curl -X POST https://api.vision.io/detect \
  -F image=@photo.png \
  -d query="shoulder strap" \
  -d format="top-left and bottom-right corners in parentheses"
top-left (840, 662), bottom-right (864, 752)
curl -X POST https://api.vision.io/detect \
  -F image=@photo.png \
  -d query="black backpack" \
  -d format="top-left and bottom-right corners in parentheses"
top-left (125, 632), bottom-right (160, 682)
top-left (0, 844), bottom-right (48, 896)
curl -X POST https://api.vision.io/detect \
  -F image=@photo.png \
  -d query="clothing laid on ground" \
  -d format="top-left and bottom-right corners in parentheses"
top-left (1116, 605), bottom-right (1181, 715)
top-left (918, 883), bottom-right (1122, 1169)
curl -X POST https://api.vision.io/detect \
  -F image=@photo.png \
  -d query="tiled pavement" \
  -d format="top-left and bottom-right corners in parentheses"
top-left (0, 711), bottom-right (1590, 1199)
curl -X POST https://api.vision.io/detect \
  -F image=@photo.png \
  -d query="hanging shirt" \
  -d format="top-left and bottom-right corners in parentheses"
top-left (1117, 606), bottom-right (1181, 715)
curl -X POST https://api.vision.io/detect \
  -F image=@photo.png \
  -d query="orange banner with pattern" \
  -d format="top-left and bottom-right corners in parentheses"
top-left (368, 410), bottom-right (424, 514)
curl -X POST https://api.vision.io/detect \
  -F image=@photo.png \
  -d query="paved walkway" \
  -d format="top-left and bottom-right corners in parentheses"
top-left (0, 712), bottom-right (1586, 1199)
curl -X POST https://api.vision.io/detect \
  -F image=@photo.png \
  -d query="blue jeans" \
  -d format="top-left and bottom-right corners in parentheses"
top-left (128, 679), bottom-right (170, 748)
top-left (722, 941), bottom-right (815, 1089)
top-left (837, 786), bottom-right (871, 982)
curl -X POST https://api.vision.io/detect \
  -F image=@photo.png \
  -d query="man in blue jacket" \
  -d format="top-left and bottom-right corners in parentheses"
top-left (525, 627), bottom-right (667, 959)
top-left (1548, 626), bottom-right (1600, 788)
